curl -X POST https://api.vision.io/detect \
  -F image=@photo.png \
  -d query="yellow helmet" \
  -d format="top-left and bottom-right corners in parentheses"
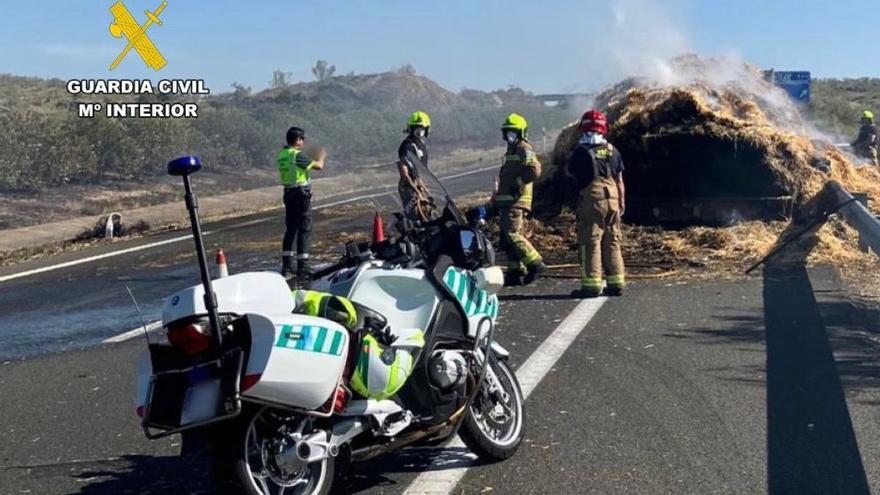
top-left (408, 111), bottom-right (431, 128)
top-left (501, 113), bottom-right (528, 139)
top-left (863, 110), bottom-right (875, 123)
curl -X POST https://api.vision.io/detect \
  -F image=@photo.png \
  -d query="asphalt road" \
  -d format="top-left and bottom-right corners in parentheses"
top-left (0, 165), bottom-right (498, 360)
top-left (2, 166), bottom-right (880, 494)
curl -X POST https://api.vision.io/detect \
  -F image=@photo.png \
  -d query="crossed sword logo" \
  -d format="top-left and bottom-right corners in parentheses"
top-left (108, 1), bottom-right (168, 71)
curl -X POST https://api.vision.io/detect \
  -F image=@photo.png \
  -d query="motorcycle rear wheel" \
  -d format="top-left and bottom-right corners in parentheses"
top-left (213, 406), bottom-right (335, 495)
top-left (459, 359), bottom-right (525, 461)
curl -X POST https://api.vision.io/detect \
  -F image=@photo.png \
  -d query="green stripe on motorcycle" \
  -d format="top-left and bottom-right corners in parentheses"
top-left (445, 269), bottom-right (457, 288)
top-left (274, 325), bottom-right (342, 355)
top-left (313, 327), bottom-right (328, 353)
top-left (455, 277), bottom-right (468, 302)
top-left (328, 330), bottom-right (343, 356)
top-left (295, 326), bottom-right (310, 350)
top-left (275, 324), bottom-right (294, 348)
top-left (462, 280), bottom-right (475, 314)
top-left (471, 289), bottom-right (484, 316)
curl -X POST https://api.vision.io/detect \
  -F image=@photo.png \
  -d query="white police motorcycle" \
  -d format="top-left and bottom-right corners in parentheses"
top-left (135, 156), bottom-right (524, 494)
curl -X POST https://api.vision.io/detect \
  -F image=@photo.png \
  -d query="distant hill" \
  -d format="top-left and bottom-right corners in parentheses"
top-left (809, 78), bottom-right (880, 140)
top-left (0, 70), bottom-right (569, 191)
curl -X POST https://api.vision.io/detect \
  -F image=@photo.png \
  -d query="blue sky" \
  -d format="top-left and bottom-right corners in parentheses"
top-left (1, 0), bottom-right (876, 94)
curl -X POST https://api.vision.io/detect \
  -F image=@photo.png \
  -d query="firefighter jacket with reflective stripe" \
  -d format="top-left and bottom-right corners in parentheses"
top-left (494, 141), bottom-right (542, 211)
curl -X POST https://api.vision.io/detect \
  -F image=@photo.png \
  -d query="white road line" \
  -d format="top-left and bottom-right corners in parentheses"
top-left (103, 320), bottom-right (163, 344)
top-left (0, 235), bottom-right (194, 283)
top-left (440, 165), bottom-right (499, 181)
top-left (402, 297), bottom-right (608, 495)
top-left (0, 166), bottom-right (499, 285)
top-left (313, 191), bottom-right (394, 210)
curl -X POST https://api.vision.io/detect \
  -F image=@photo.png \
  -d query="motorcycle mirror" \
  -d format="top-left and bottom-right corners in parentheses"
top-left (167, 156), bottom-right (202, 176)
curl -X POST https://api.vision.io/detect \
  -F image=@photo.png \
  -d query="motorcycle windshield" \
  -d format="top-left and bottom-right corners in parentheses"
top-left (402, 147), bottom-right (466, 226)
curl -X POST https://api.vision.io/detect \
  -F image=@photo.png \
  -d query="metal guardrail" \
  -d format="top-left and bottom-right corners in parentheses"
top-left (827, 180), bottom-right (880, 256)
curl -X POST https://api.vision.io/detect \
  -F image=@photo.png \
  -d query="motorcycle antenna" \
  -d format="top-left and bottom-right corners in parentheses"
top-left (167, 156), bottom-right (223, 350)
top-left (124, 284), bottom-right (152, 345)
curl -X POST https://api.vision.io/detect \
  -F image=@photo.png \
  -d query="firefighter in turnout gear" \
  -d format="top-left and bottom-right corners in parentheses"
top-left (567, 110), bottom-right (626, 298)
top-left (493, 113), bottom-right (545, 286)
top-left (397, 111), bottom-right (436, 222)
top-left (278, 126), bottom-right (325, 281)
top-left (852, 110), bottom-right (879, 166)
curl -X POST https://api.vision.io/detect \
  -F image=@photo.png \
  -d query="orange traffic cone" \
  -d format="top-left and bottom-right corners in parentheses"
top-left (216, 249), bottom-right (229, 278)
top-left (372, 211), bottom-right (385, 243)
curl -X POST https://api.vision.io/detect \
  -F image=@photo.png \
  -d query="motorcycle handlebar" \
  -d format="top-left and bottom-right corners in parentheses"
top-left (310, 259), bottom-right (352, 280)
top-left (310, 236), bottom-right (421, 281)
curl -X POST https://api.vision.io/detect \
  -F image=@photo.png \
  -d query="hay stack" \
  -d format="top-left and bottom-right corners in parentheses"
top-left (537, 56), bottom-right (880, 221)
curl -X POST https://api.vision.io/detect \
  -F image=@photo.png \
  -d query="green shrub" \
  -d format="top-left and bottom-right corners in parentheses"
top-left (809, 78), bottom-right (880, 139)
top-left (0, 72), bottom-right (572, 191)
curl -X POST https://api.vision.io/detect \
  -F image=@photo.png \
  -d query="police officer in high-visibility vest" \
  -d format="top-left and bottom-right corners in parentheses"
top-left (567, 110), bottom-right (626, 298)
top-left (278, 126), bottom-right (325, 280)
top-left (397, 111), bottom-right (435, 222)
top-left (493, 113), bottom-right (545, 286)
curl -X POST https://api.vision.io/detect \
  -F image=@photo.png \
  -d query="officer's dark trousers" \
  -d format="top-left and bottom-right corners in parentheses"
top-left (282, 187), bottom-right (312, 258)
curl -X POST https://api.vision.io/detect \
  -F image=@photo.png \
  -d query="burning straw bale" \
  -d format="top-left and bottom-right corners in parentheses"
top-left (523, 56), bottom-right (880, 281)
top-left (537, 56), bottom-right (880, 222)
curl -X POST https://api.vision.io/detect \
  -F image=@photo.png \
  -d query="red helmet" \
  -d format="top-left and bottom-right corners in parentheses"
top-left (579, 110), bottom-right (608, 135)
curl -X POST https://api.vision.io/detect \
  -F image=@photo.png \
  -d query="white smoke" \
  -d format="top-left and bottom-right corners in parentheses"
top-left (570, 0), bottom-right (835, 141)
top-left (588, 0), bottom-right (691, 87)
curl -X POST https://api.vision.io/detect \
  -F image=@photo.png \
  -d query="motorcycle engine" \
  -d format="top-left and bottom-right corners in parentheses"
top-left (428, 351), bottom-right (468, 390)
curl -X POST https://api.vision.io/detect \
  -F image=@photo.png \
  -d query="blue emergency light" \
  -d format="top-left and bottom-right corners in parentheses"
top-left (167, 156), bottom-right (202, 176)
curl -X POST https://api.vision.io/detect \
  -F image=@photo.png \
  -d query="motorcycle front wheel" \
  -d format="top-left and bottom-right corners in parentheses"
top-left (459, 358), bottom-right (525, 461)
top-left (213, 406), bottom-right (334, 495)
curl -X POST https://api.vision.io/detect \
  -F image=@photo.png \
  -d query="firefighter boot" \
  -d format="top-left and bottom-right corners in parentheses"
top-left (571, 287), bottom-right (601, 298)
top-left (603, 285), bottom-right (623, 297)
top-left (296, 258), bottom-right (311, 282)
top-left (523, 260), bottom-right (546, 285)
top-left (504, 268), bottom-right (525, 287)
top-left (281, 256), bottom-right (296, 280)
